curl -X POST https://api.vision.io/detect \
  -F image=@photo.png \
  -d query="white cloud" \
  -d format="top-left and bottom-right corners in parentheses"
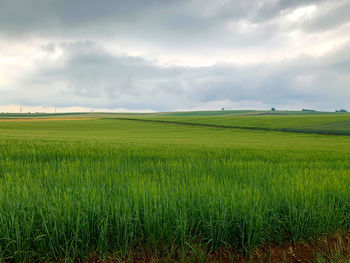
top-left (287, 5), bottom-right (317, 22)
top-left (0, 0), bottom-right (350, 111)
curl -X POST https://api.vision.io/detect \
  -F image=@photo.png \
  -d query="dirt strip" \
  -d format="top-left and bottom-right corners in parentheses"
top-left (79, 232), bottom-right (350, 263)
top-left (0, 118), bottom-right (96, 121)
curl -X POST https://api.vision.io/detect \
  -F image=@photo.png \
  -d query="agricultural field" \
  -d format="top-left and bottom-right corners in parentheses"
top-left (125, 112), bottom-right (350, 135)
top-left (0, 112), bottom-right (350, 262)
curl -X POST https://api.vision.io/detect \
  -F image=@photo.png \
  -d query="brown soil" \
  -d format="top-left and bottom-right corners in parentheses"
top-left (84, 232), bottom-right (350, 263)
top-left (224, 233), bottom-right (350, 263)
top-left (0, 118), bottom-right (96, 121)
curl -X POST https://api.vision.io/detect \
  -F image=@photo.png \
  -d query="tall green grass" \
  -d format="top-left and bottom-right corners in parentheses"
top-left (0, 119), bottom-right (350, 262)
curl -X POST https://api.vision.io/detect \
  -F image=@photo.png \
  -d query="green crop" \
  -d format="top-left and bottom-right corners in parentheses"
top-left (0, 118), bottom-right (350, 262)
top-left (129, 114), bottom-right (350, 135)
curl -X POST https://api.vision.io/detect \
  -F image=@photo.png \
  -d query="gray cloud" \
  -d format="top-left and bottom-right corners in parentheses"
top-left (2, 40), bottom-right (348, 111)
top-left (1, 0), bottom-right (345, 46)
top-left (0, 0), bottom-right (350, 111)
top-left (302, 1), bottom-right (350, 32)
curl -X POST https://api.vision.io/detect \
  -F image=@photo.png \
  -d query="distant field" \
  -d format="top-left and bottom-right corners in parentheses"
top-left (0, 112), bottom-right (350, 262)
top-left (0, 109), bottom-right (343, 119)
top-left (158, 110), bottom-right (257, 116)
top-left (158, 110), bottom-right (341, 117)
top-left (0, 112), bottom-right (90, 118)
top-left (125, 113), bottom-right (350, 135)
top-left (292, 119), bottom-right (350, 134)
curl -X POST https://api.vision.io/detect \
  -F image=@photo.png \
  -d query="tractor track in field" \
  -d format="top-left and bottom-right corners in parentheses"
top-left (105, 117), bottom-right (350, 136)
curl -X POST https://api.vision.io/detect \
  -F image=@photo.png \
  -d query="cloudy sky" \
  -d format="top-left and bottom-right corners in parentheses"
top-left (0, 0), bottom-right (349, 112)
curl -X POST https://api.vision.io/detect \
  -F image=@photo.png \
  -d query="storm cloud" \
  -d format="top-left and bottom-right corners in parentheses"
top-left (0, 0), bottom-right (349, 111)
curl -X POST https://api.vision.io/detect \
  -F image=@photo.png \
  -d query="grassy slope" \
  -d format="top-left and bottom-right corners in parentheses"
top-left (158, 110), bottom-right (258, 116)
top-left (1, 118), bottom-right (350, 261)
top-left (3, 110), bottom-right (350, 136)
top-left (293, 119), bottom-right (350, 134)
top-left (158, 110), bottom-right (341, 117)
top-left (0, 117), bottom-right (349, 147)
top-left (0, 110), bottom-right (342, 119)
top-left (123, 114), bottom-right (350, 135)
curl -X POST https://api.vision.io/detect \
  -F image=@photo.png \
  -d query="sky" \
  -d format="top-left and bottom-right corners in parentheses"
top-left (0, 0), bottom-right (349, 113)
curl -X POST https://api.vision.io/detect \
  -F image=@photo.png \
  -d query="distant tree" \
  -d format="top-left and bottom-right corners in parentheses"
top-left (336, 109), bottom-right (348, 113)
top-left (271, 107), bottom-right (276, 111)
top-left (302, 109), bottom-right (316, 112)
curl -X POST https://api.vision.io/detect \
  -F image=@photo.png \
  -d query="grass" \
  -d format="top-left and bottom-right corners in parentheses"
top-left (294, 119), bottom-right (350, 135)
top-left (0, 116), bottom-right (350, 262)
top-left (157, 110), bottom-right (343, 117)
top-left (124, 113), bottom-right (350, 135)
top-left (158, 110), bottom-right (257, 116)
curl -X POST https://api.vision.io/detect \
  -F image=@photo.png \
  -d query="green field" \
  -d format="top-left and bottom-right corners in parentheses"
top-left (1, 112), bottom-right (350, 262)
top-left (124, 112), bottom-right (350, 135)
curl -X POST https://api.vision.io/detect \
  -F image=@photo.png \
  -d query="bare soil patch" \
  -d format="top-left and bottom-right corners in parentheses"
top-left (82, 232), bottom-right (350, 263)
top-left (0, 118), bottom-right (96, 121)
